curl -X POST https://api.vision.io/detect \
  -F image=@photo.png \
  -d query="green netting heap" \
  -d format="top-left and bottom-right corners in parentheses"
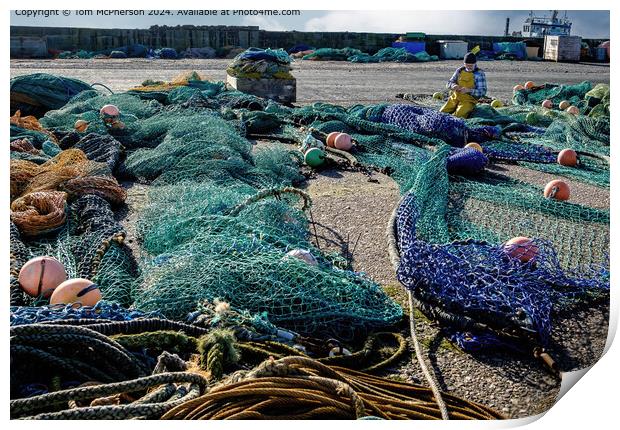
top-left (12, 86), bottom-right (404, 339)
top-left (349, 48), bottom-right (438, 63)
top-left (268, 92), bottom-right (609, 274)
top-left (10, 73), bottom-right (94, 117)
top-left (513, 81), bottom-right (595, 111)
top-left (120, 108), bottom-right (402, 338)
top-left (302, 47), bottom-right (364, 61)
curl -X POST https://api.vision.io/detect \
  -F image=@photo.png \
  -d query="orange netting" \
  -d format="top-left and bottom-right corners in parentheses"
top-left (128, 71), bottom-right (208, 92)
top-left (62, 176), bottom-right (128, 205)
top-left (10, 160), bottom-right (40, 200)
top-left (10, 149), bottom-right (127, 206)
top-left (11, 110), bottom-right (59, 143)
top-left (11, 191), bottom-right (68, 237)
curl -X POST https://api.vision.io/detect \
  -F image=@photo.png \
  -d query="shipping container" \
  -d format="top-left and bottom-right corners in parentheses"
top-left (543, 35), bottom-right (581, 62)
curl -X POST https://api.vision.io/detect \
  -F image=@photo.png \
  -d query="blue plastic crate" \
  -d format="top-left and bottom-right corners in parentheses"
top-left (391, 41), bottom-right (426, 55)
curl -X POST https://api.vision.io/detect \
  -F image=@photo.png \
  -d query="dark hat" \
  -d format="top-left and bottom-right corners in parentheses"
top-left (464, 52), bottom-right (477, 64)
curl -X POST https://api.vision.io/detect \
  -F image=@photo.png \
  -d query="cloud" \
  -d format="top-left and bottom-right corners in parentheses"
top-left (304, 11), bottom-right (501, 35)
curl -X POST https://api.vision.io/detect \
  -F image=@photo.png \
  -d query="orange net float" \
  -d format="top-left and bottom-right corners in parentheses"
top-left (544, 180), bottom-right (570, 201)
top-left (524, 81), bottom-right (535, 89)
top-left (465, 142), bottom-right (483, 153)
top-left (49, 278), bottom-right (102, 307)
top-left (541, 100), bottom-right (553, 109)
top-left (513, 84), bottom-right (524, 92)
top-left (557, 149), bottom-right (578, 167)
top-left (503, 237), bottom-right (539, 263)
top-left (334, 133), bottom-right (353, 151)
top-left (565, 106), bottom-right (579, 115)
top-left (18, 256), bottom-right (67, 298)
top-left (326, 132), bottom-right (340, 148)
top-left (74, 119), bottom-right (89, 133)
top-left (558, 100), bottom-right (570, 110)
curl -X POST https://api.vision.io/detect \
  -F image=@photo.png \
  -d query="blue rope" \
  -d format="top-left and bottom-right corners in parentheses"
top-left (10, 301), bottom-right (163, 326)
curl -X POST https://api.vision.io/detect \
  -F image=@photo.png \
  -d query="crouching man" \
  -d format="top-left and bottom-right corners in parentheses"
top-left (440, 52), bottom-right (486, 118)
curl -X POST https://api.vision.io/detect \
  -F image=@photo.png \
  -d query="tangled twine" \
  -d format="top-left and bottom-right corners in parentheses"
top-left (162, 356), bottom-right (504, 420)
top-left (62, 176), bottom-right (127, 205)
top-left (10, 159), bottom-right (39, 200)
top-left (10, 191), bottom-right (67, 237)
top-left (10, 148), bottom-right (126, 211)
top-left (11, 110), bottom-right (58, 142)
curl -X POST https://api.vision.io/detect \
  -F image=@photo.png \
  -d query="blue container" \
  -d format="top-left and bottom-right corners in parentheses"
top-left (391, 41), bottom-right (426, 55)
top-left (596, 47), bottom-right (607, 62)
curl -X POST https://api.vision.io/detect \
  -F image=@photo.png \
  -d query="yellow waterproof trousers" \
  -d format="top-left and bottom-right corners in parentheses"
top-left (439, 70), bottom-right (477, 119)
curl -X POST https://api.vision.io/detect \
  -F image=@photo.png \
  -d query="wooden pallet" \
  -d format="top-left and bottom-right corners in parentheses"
top-left (226, 74), bottom-right (296, 104)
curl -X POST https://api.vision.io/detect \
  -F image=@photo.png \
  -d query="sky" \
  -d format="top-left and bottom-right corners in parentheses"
top-left (10, 10), bottom-right (610, 38)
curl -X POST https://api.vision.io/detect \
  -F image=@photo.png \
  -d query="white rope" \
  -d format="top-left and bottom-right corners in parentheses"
top-left (386, 195), bottom-right (449, 420)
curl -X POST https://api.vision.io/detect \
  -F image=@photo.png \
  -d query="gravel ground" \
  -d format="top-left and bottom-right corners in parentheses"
top-left (11, 58), bottom-right (609, 419)
top-left (10, 58), bottom-right (609, 105)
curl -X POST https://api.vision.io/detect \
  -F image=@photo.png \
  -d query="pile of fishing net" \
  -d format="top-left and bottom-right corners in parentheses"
top-left (125, 71), bottom-right (225, 104)
top-left (10, 192), bottom-right (136, 306)
top-left (349, 47), bottom-right (438, 63)
top-left (302, 47), bottom-right (365, 61)
top-left (512, 81), bottom-right (611, 119)
top-left (492, 42), bottom-right (528, 60)
top-left (255, 93), bottom-right (609, 358)
top-left (10, 73), bottom-right (93, 117)
top-left (392, 144), bottom-right (608, 354)
top-left (149, 47), bottom-right (178, 59)
top-left (226, 48), bottom-right (294, 80)
top-left (121, 110), bottom-right (402, 339)
top-left (11, 86), bottom-right (404, 341)
top-left (57, 50), bottom-right (97, 59)
top-left (10, 148), bottom-right (126, 206)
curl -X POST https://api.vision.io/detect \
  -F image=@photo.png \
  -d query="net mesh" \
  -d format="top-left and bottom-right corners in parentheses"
top-left (9, 73), bottom-right (609, 351)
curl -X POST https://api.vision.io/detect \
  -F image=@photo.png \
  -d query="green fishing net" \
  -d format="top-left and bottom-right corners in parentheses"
top-left (11, 72), bottom-right (609, 344)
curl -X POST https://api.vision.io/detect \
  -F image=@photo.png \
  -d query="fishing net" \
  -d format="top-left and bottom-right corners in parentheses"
top-left (9, 148), bottom-right (126, 208)
top-left (394, 146), bottom-right (609, 350)
top-left (227, 48), bottom-right (293, 79)
top-left (302, 47), bottom-right (365, 61)
top-left (8, 73), bottom-right (608, 355)
top-left (10, 73), bottom-right (93, 117)
top-left (349, 48), bottom-right (438, 63)
top-left (122, 110), bottom-right (402, 339)
top-left (513, 81), bottom-right (593, 111)
top-left (10, 191), bottom-right (68, 238)
top-left (262, 92), bottom-right (609, 353)
top-left (126, 72), bottom-right (225, 104)
top-left (10, 194), bottom-right (137, 308)
top-left (10, 301), bottom-right (162, 326)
